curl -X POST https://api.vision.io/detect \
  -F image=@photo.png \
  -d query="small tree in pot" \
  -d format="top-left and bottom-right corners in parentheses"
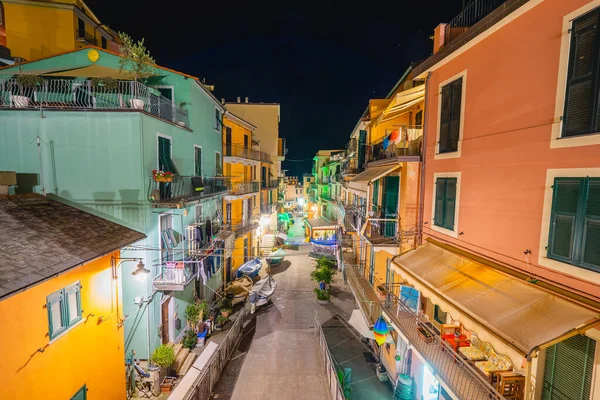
top-left (118, 32), bottom-right (155, 109)
top-left (150, 344), bottom-right (175, 384)
top-left (13, 69), bottom-right (43, 107)
top-left (310, 257), bottom-right (337, 304)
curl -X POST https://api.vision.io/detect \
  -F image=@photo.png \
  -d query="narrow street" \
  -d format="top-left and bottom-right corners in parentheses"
top-left (210, 245), bottom-right (355, 400)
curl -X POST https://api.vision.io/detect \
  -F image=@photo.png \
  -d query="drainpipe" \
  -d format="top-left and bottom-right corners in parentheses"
top-left (417, 72), bottom-right (432, 246)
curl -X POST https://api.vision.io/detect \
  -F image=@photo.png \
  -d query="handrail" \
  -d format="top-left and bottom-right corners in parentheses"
top-left (224, 143), bottom-right (273, 163)
top-left (314, 311), bottom-right (346, 400)
top-left (0, 78), bottom-right (189, 126)
top-left (444, 0), bottom-right (508, 46)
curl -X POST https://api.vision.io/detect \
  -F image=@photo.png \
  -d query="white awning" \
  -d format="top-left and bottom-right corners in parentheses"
top-left (347, 165), bottom-right (401, 193)
top-left (392, 241), bottom-right (600, 355)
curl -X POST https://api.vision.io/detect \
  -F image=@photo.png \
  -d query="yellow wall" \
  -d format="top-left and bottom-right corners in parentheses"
top-left (223, 116), bottom-right (252, 148)
top-left (0, 251), bottom-right (125, 400)
top-left (3, 1), bottom-right (116, 61)
top-left (231, 232), bottom-right (253, 273)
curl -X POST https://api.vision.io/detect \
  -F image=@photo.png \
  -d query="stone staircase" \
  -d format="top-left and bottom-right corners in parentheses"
top-left (260, 233), bottom-right (276, 255)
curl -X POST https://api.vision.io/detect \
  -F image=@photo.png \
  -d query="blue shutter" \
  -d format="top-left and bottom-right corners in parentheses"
top-left (65, 282), bottom-right (82, 327)
top-left (47, 289), bottom-right (66, 340)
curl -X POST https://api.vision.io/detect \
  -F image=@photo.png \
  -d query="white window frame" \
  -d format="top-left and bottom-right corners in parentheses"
top-left (430, 172), bottom-right (461, 238)
top-left (537, 168), bottom-right (600, 283)
top-left (194, 144), bottom-right (202, 177)
top-left (434, 70), bottom-right (467, 160)
top-left (550, 1), bottom-right (600, 149)
top-left (47, 281), bottom-right (83, 343)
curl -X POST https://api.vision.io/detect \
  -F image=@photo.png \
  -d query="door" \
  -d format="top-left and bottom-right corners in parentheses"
top-left (369, 247), bottom-right (375, 284)
top-left (225, 127), bottom-right (232, 156)
top-left (243, 237), bottom-right (249, 261)
top-left (161, 297), bottom-right (170, 344)
top-left (244, 134), bottom-right (249, 149)
top-left (71, 385), bottom-right (87, 400)
top-left (383, 176), bottom-right (399, 238)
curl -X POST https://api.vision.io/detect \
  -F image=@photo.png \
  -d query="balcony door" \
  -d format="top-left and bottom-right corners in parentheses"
top-left (225, 127), bottom-right (232, 156)
top-left (244, 134), bottom-right (249, 149)
top-left (382, 176), bottom-right (399, 238)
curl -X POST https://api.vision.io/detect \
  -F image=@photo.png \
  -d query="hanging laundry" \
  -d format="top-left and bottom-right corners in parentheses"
top-left (390, 129), bottom-right (399, 141)
top-left (199, 259), bottom-right (208, 285)
top-left (383, 136), bottom-right (390, 150)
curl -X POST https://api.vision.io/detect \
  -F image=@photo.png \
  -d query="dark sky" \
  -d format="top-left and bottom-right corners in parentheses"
top-left (87, 0), bottom-right (463, 177)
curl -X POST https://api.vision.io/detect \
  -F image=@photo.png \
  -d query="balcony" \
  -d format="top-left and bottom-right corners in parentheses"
top-left (153, 261), bottom-right (195, 291)
top-left (260, 203), bottom-right (276, 215)
top-left (278, 138), bottom-right (287, 160)
top-left (148, 176), bottom-right (228, 208)
top-left (383, 290), bottom-right (505, 399)
top-left (345, 265), bottom-right (381, 326)
top-left (261, 178), bottom-right (278, 189)
top-left (0, 78), bottom-right (189, 127)
top-left (367, 126), bottom-right (423, 164)
top-left (75, 29), bottom-right (97, 46)
top-left (229, 211), bottom-right (260, 237)
top-left (224, 143), bottom-right (273, 163)
top-left (443, 0), bottom-right (508, 47)
top-left (226, 181), bottom-right (260, 197)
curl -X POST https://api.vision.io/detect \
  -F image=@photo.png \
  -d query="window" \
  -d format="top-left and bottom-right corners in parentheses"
top-left (439, 77), bottom-right (462, 153)
top-left (160, 214), bottom-right (174, 262)
top-left (548, 178), bottom-right (600, 271)
top-left (158, 136), bottom-right (177, 173)
top-left (244, 134), bottom-right (249, 149)
top-left (215, 109), bottom-right (222, 132)
top-left (215, 152), bottom-right (222, 175)
top-left (194, 146), bottom-right (202, 177)
top-left (101, 36), bottom-right (107, 49)
top-left (434, 177), bottom-right (457, 231)
top-left (77, 18), bottom-right (85, 37)
top-left (194, 204), bottom-right (203, 224)
top-left (562, 9), bottom-right (600, 137)
top-left (47, 282), bottom-right (82, 340)
top-left (542, 335), bottom-right (596, 400)
top-left (433, 305), bottom-right (446, 325)
top-left (415, 109), bottom-right (423, 127)
top-left (225, 202), bottom-right (232, 224)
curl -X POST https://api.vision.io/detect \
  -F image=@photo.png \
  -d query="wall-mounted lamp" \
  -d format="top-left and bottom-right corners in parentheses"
top-left (111, 257), bottom-right (150, 280)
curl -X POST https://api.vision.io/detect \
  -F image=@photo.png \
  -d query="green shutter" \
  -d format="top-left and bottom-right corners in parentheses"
top-left (47, 289), bottom-right (66, 340)
top-left (434, 179), bottom-right (445, 227)
top-left (548, 178), bottom-right (583, 263)
top-left (542, 335), bottom-right (596, 400)
top-left (158, 137), bottom-right (178, 174)
top-left (449, 78), bottom-right (463, 152)
top-left (563, 9), bottom-right (600, 137)
top-left (434, 178), bottom-right (457, 231)
top-left (70, 384), bottom-right (87, 400)
top-left (439, 85), bottom-right (451, 153)
top-left (582, 179), bottom-right (600, 268)
top-left (65, 282), bottom-right (82, 327)
top-left (372, 180), bottom-right (379, 210)
top-left (194, 147), bottom-right (202, 177)
top-left (383, 176), bottom-right (399, 237)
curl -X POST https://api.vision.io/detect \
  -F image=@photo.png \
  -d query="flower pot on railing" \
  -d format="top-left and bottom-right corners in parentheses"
top-left (176, 121), bottom-right (186, 127)
top-left (152, 170), bottom-right (173, 183)
top-left (12, 95), bottom-right (30, 107)
top-left (130, 98), bottom-right (145, 109)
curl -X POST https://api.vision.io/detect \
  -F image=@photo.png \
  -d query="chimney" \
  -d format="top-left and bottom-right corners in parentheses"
top-left (237, 96), bottom-right (241, 103)
top-left (433, 23), bottom-right (447, 54)
top-left (221, 98), bottom-right (225, 104)
top-left (245, 97), bottom-right (249, 103)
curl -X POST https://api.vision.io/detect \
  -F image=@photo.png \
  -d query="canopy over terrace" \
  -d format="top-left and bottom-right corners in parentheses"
top-left (391, 240), bottom-right (600, 357)
top-left (347, 164), bottom-right (401, 195)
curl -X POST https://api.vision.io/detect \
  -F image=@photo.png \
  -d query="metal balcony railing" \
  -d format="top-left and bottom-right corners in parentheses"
top-left (278, 138), bottom-right (288, 158)
top-left (148, 176), bottom-right (227, 207)
top-left (75, 29), bottom-right (97, 45)
top-left (261, 178), bottom-right (278, 189)
top-left (260, 203), bottom-right (276, 215)
top-left (367, 126), bottom-right (423, 163)
top-left (224, 143), bottom-right (273, 163)
top-left (0, 78), bottom-right (190, 127)
top-left (228, 210), bottom-right (260, 235)
top-left (444, 0), bottom-right (508, 46)
top-left (153, 261), bottom-right (196, 291)
top-left (226, 181), bottom-right (260, 196)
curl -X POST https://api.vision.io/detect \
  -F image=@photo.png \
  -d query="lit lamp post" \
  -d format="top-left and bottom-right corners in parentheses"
top-left (297, 197), bottom-right (305, 212)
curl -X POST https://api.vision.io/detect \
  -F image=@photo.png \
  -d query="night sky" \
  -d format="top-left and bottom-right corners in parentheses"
top-left (87, 0), bottom-right (463, 177)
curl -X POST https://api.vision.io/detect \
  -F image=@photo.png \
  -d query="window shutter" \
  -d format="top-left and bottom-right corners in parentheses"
top-left (65, 282), bottom-right (82, 326)
top-left (548, 178), bottom-right (582, 262)
top-left (47, 290), bottom-right (66, 339)
top-left (563, 10), bottom-right (600, 137)
top-left (449, 78), bottom-right (462, 152)
top-left (434, 179), bottom-right (445, 226)
top-left (542, 335), bottom-right (596, 400)
top-left (439, 85), bottom-right (451, 152)
top-left (582, 179), bottom-right (600, 268)
top-left (444, 178), bottom-right (457, 229)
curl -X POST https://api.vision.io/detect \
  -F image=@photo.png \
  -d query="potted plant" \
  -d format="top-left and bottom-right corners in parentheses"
top-left (13, 70), bottom-right (43, 107)
top-left (217, 298), bottom-right (232, 318)
top-left (91, 76), bottom-right (119, 91)
top-left (152, 170), bottom-right (173, 183)
top-left (117, 32), bottom-right (155, 109)
top-left (177, 101), bottom-right (190, 126)
top-left (150, 344), bottom-right (175, 383)
top-left (182, 329), bottom-right (198, 350)
top-left (314, 288), bottom-right (331, 305)
top-left (215, 315), bottom-right (228, 330)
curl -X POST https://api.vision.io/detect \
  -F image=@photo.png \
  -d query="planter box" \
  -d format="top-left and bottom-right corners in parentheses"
top-left (416, 326), bottom-right (434, 344)
top-left (161, 377), bottom-right (176, 393)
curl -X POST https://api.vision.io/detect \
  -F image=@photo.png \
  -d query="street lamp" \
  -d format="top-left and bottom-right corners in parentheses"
top-left (111, 256), bottom-right (150, 280)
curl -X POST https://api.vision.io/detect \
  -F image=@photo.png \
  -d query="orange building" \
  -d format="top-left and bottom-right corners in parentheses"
top-left (0, 194), bottom-right (145, 400)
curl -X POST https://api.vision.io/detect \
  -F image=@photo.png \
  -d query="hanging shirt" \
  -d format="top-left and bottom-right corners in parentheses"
top-left (390, 129), bottom-right (399, 142)
top-left (383, 136), bottom-right (390, 150)
top-left (198, 259), bottom-right (208, 285)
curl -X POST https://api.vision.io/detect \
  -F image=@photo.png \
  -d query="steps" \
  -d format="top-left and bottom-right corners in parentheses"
top-left (261, 234), bottom-right (275, 255)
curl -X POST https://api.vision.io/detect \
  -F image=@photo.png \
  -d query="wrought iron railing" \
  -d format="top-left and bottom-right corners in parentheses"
top-left (224, 143), bottom-right (273, 163)
top-left (261, 178), bottom-right (279, 189)
top-left (444, 0), bottom-right (508, 46)
top-left (153, 261), bottom-right (196, 291)
top-left (226, 181), bottom-right (260, 196)
top-left (260, 203), bottom-right (276, 215)
top-left (314, 311), bottom-right (346, 400)
top-left (75, 29), bottom-right (97, 45)
top-left (0, 78), bottom-right (190, 126)
top-left (383, 288), bottom-right (507, 399)
top-left (229, 210), bottom-right (260, 235)
top-left (148, 176), bottom-right (227, 206)
top-left (367, 126), bottom-right (423, 163)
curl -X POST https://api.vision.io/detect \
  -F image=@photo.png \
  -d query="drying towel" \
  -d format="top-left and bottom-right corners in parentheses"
top-left (390, 129), bottom-right (399, 141)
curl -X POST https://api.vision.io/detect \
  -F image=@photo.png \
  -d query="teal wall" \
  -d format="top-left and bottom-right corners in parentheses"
top-left (0, 48), bottom-right (226, 360)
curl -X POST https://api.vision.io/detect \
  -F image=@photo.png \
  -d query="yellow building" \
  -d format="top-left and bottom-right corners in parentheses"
top-left (222, 112), bottom-right (263, 278)
top-left (0, 194), bottom-right (145, 400)
top-left (0, 0), bottom-right (120, 61)
top-left (225, 99), bottom-right (284, 243)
